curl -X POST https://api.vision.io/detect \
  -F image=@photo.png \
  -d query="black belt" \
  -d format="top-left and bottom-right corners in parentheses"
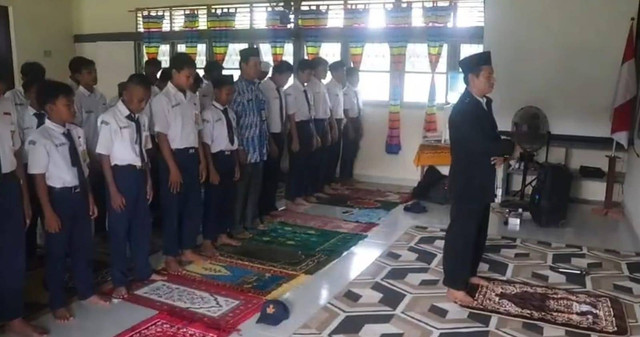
top-left (174, 147), bottom-right (197, 154)
top-left (1, 170), bottom-right (17, 180)
top-left (48, 185), bottom-right (81, 193)
top-left (113, 164), bottom-right (145, 170)
top-left (213, 150), bottom-right (233, 156)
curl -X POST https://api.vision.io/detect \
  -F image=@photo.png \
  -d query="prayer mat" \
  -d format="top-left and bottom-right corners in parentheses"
top-left (269, 210), bottom-right (378, 233)
top-left (341, 208), bottom-right (390, 224)
top-left (464, 279), bottom-right (629, 336)
top-left (249, 222), bottom-right (366, 255)
top-left (219, 241), bottom-right (341, 275)
top-left (165, 257), bottom-right (307, 298)
top-left (330, 186), bottom-right (411, 203)
top-left (314, 194), bottom-right (402, 211)
top-left (115, 312), bottom-right (228, 337)
top-left (123, 274), bottom-right (263, 331)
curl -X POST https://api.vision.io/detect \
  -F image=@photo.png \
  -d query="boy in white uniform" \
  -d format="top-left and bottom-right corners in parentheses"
top-left (5, 62), bottom-right (46, 112)
top-left (325, 61), bottom-right (346, 188)
top-left (341, 67), bottom-right (364, 181)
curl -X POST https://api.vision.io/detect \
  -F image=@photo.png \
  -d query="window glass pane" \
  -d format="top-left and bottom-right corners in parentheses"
top-left (406, 43), bottom-right (447, 73)
top-left (223, 43), bottom-right (250, 69)
top-left (448, 71), bottom-right (465, 103)
top-left (283, 43), bottom-right (294, 64)
top-left (319, 42), bottom-right (342, 64)
top-left (252, 6), bottom-right (267, 28)
top-left (456, 1), bottom-right (484, 27)
top-left (368, 4), bottom-right (386, 28)
top-left (176, 43), bottom-right (207, 69)
top-left (143, 44), bottom-right (171, 68)
top-left (327, 6), bottom-right (344, 27)
top-left (360, 43), bottom-right (389, 72)
top-left (260, 42), bottom-right (294, 66)
top-left (404, 73), bottom-right (447, 103)
top-left (359, 72), bottom-right (389, 101)
top-left (411, 3), bottom-right (424, 27)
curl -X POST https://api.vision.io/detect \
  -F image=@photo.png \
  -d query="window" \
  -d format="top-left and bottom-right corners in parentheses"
top-left (171, 7), bottom-right (208, 30)
top-left (448, 43), bottom-right (484, 102)
top-left (143, 44), bottom-right (171, 68)
top-left (367, 4), bottom-right (387, 28)
top-left (359, 43), bottom-right (390, 101)
top-left (258, 43), bottom-right (295, 65)
top-left (456, 0), bottom-right (485, 27)
top-left (300, 1), bottom-right (345, 27)
top-left (176, 43), bottom-right (207, 75)
top-left (403, 43), bottom-right (448, 103)
top-left (303, 42), bottom-right (342, 82)
top-left (222, 43), bottom-right (249, 80)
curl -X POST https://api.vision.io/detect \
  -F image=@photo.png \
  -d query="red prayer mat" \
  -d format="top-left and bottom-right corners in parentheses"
top-left (269, 210), bottom-right (378, 233)
top-left (115, 313), bottom-right (228, 337)
top-left (122, 273), bottom-right (263, 331)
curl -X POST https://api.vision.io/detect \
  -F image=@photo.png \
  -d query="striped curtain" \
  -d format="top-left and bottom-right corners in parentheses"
top-left (207, 10), bottom-right (236, 29)
top-left (386, 41), bottom-right (407, 154)
top-left (212, 40), bottom-right (229, 64)
top-left (305, 40), bottom-right (321, 60)
top-left (424, 42), bottom-right (444, 137)
top-left (142, 12), bottom-right (164, 60)
top-left (271, 41), bottom-right (285, 65)
top-left (183, 10), bottom-right (200, 60)
top-left (348, 42), bottom-right (365, 69)
top-left (423, 5), bottom-right (453, 26)
top-left (298, 8), bottom-right (328, 28)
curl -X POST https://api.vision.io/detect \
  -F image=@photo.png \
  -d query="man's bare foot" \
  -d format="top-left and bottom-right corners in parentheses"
top-left (52, 307), bottom-right (74, 323)
top-left (305, 196), bottom-right (318, 203)
top-left (446, 288), bottom-right (475, 306)
top-left (314, 192), bottom-right (329, 198)
top-left (217, 234), bottom-right (241, 247)
top-left (165, 257), bottom-right (182, 274)
top-left (200, 240), bottom-right (218, 258)
top-left (234, 231), bottom-right (253, 240)
top-left (323, 186), bottom-right (337, 194)
top-left (112, 287), bottom-right (128, 299)
top-left (84, 294), bottom-right (111, 306)
top-left (149, 273), bottom-right (167, 281)
top-left (181, 250), bottom-right (205, 264)
top-left (294, 198), bottom-right (309, 206)
top-left (469, 276), bottom-right (489, 286)
top-left (6, 318), bottom-right (48, 337)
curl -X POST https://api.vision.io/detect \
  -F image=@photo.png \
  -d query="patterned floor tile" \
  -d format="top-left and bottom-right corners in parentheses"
top-left (402, 295), bottom-right (494, 330)
top-left (510, 264), bottom-right (586, 289)
top-left (328, 313), bottom-right (434, 337)
top-left (591, 275), bottom-right (640, 303)
top-left (355, 261), bottom-right (390, 282)
top-left (294, 305), bottom-right (342, 336)
top-left (379, 245), bottom-right (440, 267)
top-left (550, 252), bottom-right (624, 275)
top-left (331, 281), bottom-right (407, 313)
top-left (381, 266), bottom-right (446, 295)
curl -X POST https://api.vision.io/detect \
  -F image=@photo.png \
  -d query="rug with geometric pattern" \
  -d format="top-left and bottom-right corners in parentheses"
top-left (294, 226), bottom-right (640, 337)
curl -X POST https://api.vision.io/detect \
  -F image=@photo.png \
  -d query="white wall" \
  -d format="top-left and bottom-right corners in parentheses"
top-left (485, 0), bottom-right (638, 137)
top-left (75, 42), bottom-right (136, 99)
top-left (0, 0), bottom-right (74, 83)
top-left (624, 149), bottom-right (640, 234)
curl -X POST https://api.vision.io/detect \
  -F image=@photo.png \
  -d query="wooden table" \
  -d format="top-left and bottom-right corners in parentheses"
top-left (413, 144), bottom-right (452, 176)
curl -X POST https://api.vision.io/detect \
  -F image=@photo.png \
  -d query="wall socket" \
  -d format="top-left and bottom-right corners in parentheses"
top-left (43, 50), bottom-right (52, 58)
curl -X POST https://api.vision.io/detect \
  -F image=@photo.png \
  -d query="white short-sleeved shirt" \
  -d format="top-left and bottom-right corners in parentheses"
top-left (343, 84), bottom-right (363, 118)
top-left (140, 85), bottom-right (161, 135)
top-left (198, 80), bottom-right (214, 112)
top-left (74, 86), bottom-right (108, 155)
top-left (107, 96), bottom-right (120, 110)
top-left (0, 97), bottom-right (20, 173)
top-left (326, 79), bottom-right (345, 119)
top-left (307, 76), bottom-right (331, 119)
top-left (284, 79), bottom-right (313, 122)
top-left (96, 101), bottom-right (152, 166)
top-left (27, 119), bottom-right (90, 188)
top-left (17, 105), bottom-right (44, 159)
top-left (151, 81), bottom-right (201, 149)
top-left (259, 78), bottom-right (287, 133)
top-left (5, 87), bottom-right (27, 112)
top-left (201, 101), bottom-right (238, 153)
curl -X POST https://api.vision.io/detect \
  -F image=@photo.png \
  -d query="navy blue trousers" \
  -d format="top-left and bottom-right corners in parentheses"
top-left (259, 132), bottom-right (284, 217)
top-left (159, 148), bottom-right (202, 257)
top-left (203, 152), bottom-right (236, 241)
top-left (25, 164), bottom-right (43, 259)
top-left (0, 172), bottom-right (25, 322)
top-left (46, 186), bottom-right (94, 310)
top-left (107, 166), bottom-right (152, 288)
top-left (325, 119), bottom-right (343, 185)
top-left (312, 119), bottom-right (328, 193)
top-left (286, 121), bottom-right (315, 201)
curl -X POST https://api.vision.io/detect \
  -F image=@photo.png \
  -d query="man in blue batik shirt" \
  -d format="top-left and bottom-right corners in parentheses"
top-left (230, 47), bottom-right (269, 239)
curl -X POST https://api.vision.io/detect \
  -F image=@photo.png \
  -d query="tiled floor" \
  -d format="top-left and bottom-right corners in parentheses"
top-left (5, 201), bottom-right (639, 337)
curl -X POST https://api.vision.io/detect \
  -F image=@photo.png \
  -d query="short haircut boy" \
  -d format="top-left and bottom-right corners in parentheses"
top-left (20, 62), bottom-right (46, 81)
top-left (311, 57), bottom-right (329, 70)
top-left (212, 75), bottom-right (235, 90)
top-left (126, 73), bottom-right (152, 91)
top-left (329, 61), bottom-right (346, 73)
top-left (273, 61), bottom-right (294, 75)
top-left (346, 67), bottom-right (359, 78)
top-left (204, 61), bottom-right (224, 77)
top-left (170, 53), bottom-right (196, 72)
top-left (37, 80), bottom-right (75, 111)
top-left (297, 59), bottom-right (315, 73)
top-left (69, 57), bottom-right (94, 75)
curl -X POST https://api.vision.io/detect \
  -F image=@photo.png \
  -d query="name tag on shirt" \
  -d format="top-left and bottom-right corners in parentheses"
top-left (119, 125), bottom-right (130, 130)
top-left (171, 103), bottom-right (181, 108)
top-left (214, 117), bottom-right (223, 123)
top-left (55, 142), bottom-right (68, 148)
top-left (85, 110), bottom-right (95, 114)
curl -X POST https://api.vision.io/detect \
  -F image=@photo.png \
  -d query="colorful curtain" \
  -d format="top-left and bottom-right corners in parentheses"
top-left (348, 42), bottom-right (365, 69)
top-left (267, 10), bottom-right (290, 28)
top-left (212, 41), bottom-right (229, 64)
top-left (385, 6), bottom-right (412, 27)
top-left (386, 41), bottom-right (407, 154)
top-left (298, 8), bottom-right (328, 28)
top-left (423, 42), bottom-right (444, 139)
top-left (305, 40), bottom-right (321, 60)
top-left (142, 12), bottom-right (164, 59)
top-left (207, 10), bottom-right (236, 29)
top-left (183, 10), bottom-right (200, 60)
top-left (344, 7), bottom-right (368, 27)
top-left (271, 41), bottom-right (285, 65)
top-left (423, 5), bottom-right (453, 26)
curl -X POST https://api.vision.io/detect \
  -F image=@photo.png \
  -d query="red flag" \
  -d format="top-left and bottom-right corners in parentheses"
top-left (611, 22), bottom-right (637, 149)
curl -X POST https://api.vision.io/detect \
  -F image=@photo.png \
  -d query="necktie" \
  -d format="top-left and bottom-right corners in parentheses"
top-left (221, 108), bottom-right (235, 146)
top-left (125, 114), bottom-right (146, 164)
top-left (355, 90), bottom-right (362, 117)
top-left (276, 88), bottom-right (284, 130)
top-left (62, 129), bottom-right (87, 189)
top-left (34, 112), bottom-right (46, 128)
top-left (303, 89), bottom-right (312, 119)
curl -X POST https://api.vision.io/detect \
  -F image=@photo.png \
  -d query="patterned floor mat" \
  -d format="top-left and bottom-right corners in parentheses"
top-left (268, 210), bottom-right (378, 233)
top-left (114, 312), bottom-right (228, 337)
top-left (294, 226), bottom-right (640, 337)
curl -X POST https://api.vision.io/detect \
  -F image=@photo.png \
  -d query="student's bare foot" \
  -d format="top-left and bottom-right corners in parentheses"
top-left (314, 192), bottom-right (329, 198)
top-left (112, 287), bottom-right (128, 300)
top-left (165, 257), bottom-right (182, 274)
top-left (234, 231), bottom-right (253, 239)
top-left (469, 276), bottom-right (489, 286)
top-left (84, 294), bottom-right (111, 306)
top-left (446, 288), bottom-right (475, 306)
top-left (323, 186), bottom-right (337, 194)
top-left (6, 318), bottom-right (48, 337)
top-left (181, 250), bottom-right (205, 264)
top-left (305, 196), bottom-right (318, 203)
top-left (217, 234), bottom-right (241, 247)
top-left (149, 272), bottom-right (167, 281)
top-left (294, 198), bottom-right (309, 206)
top-left (200, 240), bottom-right (218, 258)
top-left (52, 307), bottom-right (74, 323)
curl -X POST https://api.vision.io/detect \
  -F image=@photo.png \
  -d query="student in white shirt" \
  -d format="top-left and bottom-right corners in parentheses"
top-left (144, 58), bottom-right (162, 92)
top-left (152, 53), bottom-right (207, 274)
top-left (325, 61), bottom-right (346, 189)
top-left (258, 61), bottom-right (271, 82)
top-left (72, 56), bottom-right (108, 235)
top-left (307, 57), bottom-right (333, 199)
top-left (0, 86), bottom-right (47, 337)
top-left (67, 56), bottom-right (84, 92)
top-left (28, 80), bottom-right (110, 322)
top-left (284, 59), bottom-right (318, 209)
top-left (200, 75), bottom-right (242, 257)
top-left (258, 61), bottom-right (293, 218)
top-left (199, 60), bottom-right (224, 111)
top-left (97, 74), bottom-right (162, 299)
top-left (5, 62), bottom-right (46, 112)
top-left (107, 82), bottom-right (126, 109)
top-left (341, 67), bottom-right (364, 181)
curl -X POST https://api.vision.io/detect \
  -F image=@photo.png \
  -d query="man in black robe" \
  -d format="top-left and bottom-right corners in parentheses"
top-left (443, 51), bottom-right (514, 305)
